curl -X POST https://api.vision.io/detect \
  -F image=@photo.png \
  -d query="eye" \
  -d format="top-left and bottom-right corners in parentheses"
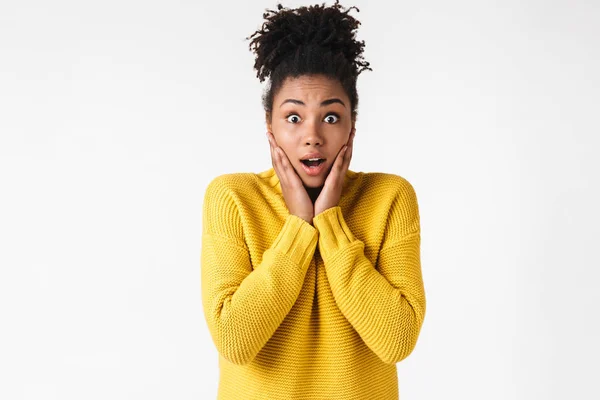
top-left (324, 113), bottom-right (340, 124)
top-left (286, 113), bottom-right (301, 124)
top-left (285, 112), bottom-right (340, 124)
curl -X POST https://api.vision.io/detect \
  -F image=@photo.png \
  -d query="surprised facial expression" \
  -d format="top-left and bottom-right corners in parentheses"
top-left (266, 74), bottom-right (355, 188)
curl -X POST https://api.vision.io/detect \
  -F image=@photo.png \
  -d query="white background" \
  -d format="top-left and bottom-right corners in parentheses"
top-left (1, 0), bottom-right (599, 399)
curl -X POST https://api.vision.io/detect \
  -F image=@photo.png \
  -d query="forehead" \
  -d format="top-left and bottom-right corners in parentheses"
top-left (275, 74), bottom-right (347, 103)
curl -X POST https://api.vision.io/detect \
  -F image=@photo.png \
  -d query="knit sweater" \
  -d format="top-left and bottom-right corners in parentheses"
top-left (201, 167), bottom-right (426, 400)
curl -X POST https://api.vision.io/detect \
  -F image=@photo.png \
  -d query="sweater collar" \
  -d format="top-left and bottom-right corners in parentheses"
top-left (258, 167), bottom-right (359, 196)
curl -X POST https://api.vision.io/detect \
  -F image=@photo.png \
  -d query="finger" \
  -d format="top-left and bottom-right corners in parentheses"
top-left (331, 145), bottom-right (347, 177)
top-left (280, 147), bottom-right (307, 188)
top-left (268, 132), bottom-right (276, 164)
top-left (267, 132), bottom-right (301, 187)
top-left (267, 131), bottom-right (277, 154)
top-left (268, 133), bottom-right (283, 178)
top-left (268, 131), bottom-right (280, 148)
top-left (341, 146), bottom-right (350, 171)
top-left (268, 132), bottom-right (284, 172)
top-left (277, 147), bottom-right (295, 184)
top-left (348, 130), bottom-right (355, 146)
top-left (344, 131), bottom-right (355, 166)
top-left (344, 144), bottom-right (352, 170)
top-left (346, 132), bottom-right (354, 157)
top-left (277, 148), bottom-right (289, 171)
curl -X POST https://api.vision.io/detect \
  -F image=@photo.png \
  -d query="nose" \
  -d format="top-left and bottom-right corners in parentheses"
top-left (301, 119), bottom-right (324, 146)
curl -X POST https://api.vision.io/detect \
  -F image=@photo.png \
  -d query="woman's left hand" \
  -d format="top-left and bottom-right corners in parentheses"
top-left (314, 129), bottom-right (355, 217)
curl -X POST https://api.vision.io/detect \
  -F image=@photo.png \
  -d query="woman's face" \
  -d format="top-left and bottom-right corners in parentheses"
top-left (266, 74), bottom-right (355, 188)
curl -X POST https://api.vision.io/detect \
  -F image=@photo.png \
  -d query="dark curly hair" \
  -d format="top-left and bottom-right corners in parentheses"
top-left (246, 0), bottom-right (372, 123)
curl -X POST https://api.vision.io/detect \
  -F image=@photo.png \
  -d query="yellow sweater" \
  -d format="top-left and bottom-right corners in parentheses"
top-left (201, 167), bottom-right (426, 400)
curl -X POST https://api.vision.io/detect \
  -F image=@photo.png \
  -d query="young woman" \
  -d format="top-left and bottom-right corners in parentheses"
top-left (201, 2), bottom-right (426, 399)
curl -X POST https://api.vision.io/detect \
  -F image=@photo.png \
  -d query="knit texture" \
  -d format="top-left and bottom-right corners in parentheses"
top-left (201, 167), bottom-right (426, 400)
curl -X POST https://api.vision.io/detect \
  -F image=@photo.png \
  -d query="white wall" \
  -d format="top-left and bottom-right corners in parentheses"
top-left (1, 0), bottom-right (598, 399)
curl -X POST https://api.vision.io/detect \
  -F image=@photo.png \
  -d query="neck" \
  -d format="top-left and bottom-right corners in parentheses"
top-left (304, 185), bottom-right (323, 204)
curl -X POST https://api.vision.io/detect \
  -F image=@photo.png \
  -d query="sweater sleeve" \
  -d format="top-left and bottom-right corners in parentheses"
top-left (312, 183), bottom-right (425, 365)
top-left (201, 177), bottom-right (318, 366)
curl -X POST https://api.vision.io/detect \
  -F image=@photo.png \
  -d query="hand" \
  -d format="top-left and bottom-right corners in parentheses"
top-left (267, 131), bottom-right (315, 224)
top-left (314, 129), bottom-right (355, 217)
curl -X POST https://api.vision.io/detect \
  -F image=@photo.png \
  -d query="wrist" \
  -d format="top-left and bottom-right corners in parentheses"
top-left (295, 214), bottom-right (313, 225)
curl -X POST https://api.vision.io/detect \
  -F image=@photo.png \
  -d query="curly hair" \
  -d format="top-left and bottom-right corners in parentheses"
top-left (246, 0), bottom-right (373, 122)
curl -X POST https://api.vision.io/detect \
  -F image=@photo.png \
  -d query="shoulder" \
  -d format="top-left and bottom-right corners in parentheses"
top-left (202, 172), bottom-right (259, 220)
top-left (203, 172), bottom-right (256, 199)
top-left (202, 173), bottom-right (256, 238)
top-left (360, 171), bottom-right (418, 202)
top-left (361, 172), bottom-right (420, 240)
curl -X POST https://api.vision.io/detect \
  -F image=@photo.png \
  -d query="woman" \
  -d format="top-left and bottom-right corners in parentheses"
top-left (201, 1), bottom-right (426, 399)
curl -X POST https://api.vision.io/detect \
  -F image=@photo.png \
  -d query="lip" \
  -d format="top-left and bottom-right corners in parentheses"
top-left (300, 160), bottom-right (327, 176)
top-left (300, 152), bottom-right (326, 161)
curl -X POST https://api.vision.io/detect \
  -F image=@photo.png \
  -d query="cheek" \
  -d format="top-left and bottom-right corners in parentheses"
top-left (272, 132), bottom-right (295, 154)
top-left (271, 135), bottom-right (296, 161)
top-left (282, 146), bottom-right (298, 162)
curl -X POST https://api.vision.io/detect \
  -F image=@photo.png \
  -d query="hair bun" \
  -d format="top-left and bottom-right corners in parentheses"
top-left (247, 0), bottom-right (371, 82)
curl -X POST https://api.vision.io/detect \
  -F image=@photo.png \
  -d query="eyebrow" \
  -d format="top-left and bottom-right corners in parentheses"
top-left (280, 98), bottom-right (346, 108)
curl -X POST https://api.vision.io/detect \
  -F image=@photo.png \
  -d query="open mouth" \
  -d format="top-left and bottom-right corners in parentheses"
top-left (300, 158), bottom-right (326, 167)
top-left (299, 158), bottom-right (327, 176)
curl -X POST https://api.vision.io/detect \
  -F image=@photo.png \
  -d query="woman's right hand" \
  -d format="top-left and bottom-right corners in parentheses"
top-left (267, 131), bottom-right (314, 225)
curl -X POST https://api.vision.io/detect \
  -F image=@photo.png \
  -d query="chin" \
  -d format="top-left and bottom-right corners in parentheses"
top-left (302, 179), bottom-right (324, 189)
top-left (301, 172), bottom-right (329, 188)
top-left (296, 164), bottom-right (330, 186)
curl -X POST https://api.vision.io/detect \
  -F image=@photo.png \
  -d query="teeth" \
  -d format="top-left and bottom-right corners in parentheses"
top-left (307, 158), bottom-right (321, 161)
